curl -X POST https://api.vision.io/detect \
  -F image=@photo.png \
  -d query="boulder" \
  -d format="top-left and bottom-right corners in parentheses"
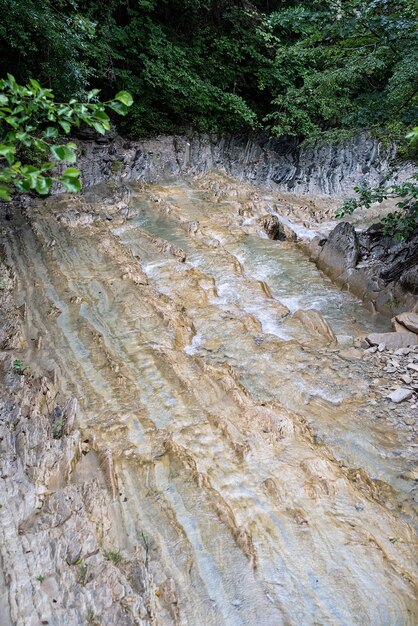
top-left (261, 215), bottom-right (281, 239)
top-left (292, 309), bottom-right (337, 344)
top-left (260, 215), bottom-right (297, 241)
top-left (317, 222), bottom-right (359, 283)
top-left (400, 266), bottom-right (418, 295)
top-left (387, 388), bottom-right (413, 403)
top-left (394, 311), bottom-right (418, 335)
top-left (391, 319), bottom-right (411, 333)
top-left (365, 331), bottom-right (418, 349)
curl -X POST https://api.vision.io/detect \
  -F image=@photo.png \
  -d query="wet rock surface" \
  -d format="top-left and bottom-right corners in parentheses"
top-left (54, 132), bottom-right (418, 316)
top-left (1, 175), bottom-right (418, 625)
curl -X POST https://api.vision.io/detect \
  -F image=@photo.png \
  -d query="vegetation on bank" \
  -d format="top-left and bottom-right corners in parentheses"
top-left (0, 0), bottom-right (416, 143)
top-left (0, 75), bottom-right (132, 200)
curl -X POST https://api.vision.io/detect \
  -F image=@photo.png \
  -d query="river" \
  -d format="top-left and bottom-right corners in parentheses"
top-left (3, 177), bottom-right (417, 625)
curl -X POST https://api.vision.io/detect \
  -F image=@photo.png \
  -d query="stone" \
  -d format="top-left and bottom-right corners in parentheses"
top-left (394, 348), bottom-right (411, 356)
top-left (394, 312), bottom-right (418, 334)
top-left (407, 363), bottom-right (418, 373)
top-left (366, 332), bottom-right (418, 350)
top-left (400, 267), bottom-right (418, 296)
top-left (261, 214), bottom-right (281, 239)
top-left (387, 388), bottom-right (413, 403)
top-left (292, 309), bottom-right (337, 344)
top-left (392, 318), bottom-right (412, 333)
top-left (400, 374), bottom-right (412, 385)
top-left (339, 348), bottom-right (363, 360)
top-left (317, 222), bottom-right (359, 284)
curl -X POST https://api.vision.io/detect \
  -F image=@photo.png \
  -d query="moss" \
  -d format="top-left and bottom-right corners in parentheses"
top-left (109, 160), bottom-right (123, 175)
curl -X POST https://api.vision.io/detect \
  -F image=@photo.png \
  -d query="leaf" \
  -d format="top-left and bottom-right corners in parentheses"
top-left (21, 165), bottom-right (40, 174)
top-left (108, 101), bottom-right (129, 116)
top-left (29, 78), bottom-right (42, 92)
top-left (91, 121), bottom-right (106, 135)
top-left (39, 162), bottom-right (54, 172)
top-left (60, 177), bottom-right (82, 193)
top-left (93, 110), bottom-right (110, 121)
top-left (50, 144), bottom-right (77, 163)
top-left (33, 138), bottom-right (48, 151)
top-left (35, 177), bottom-right (53, 195)
top-left (0, 185), bottom-right (11, 201)
top-left (87, 88), bottom-right (100, 101)
top-left (59, 120), bottom-right (71, 134)
top-left (62, 167), bottom-right (80, 178)
top-left (0, 144), bottom-right (16, 165)
top-left (114, 91), bottom-right (133, 107)
top-left (5, 116), bottom-right (19, 129)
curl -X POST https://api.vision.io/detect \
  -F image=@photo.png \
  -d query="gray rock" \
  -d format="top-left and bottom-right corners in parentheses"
top-left (407, 363), bottom-right (418, 373)
top-left (366, 332), bottom-right (418, 350)
top-left (74, 132), bottom-right (413, 197)
top-left (387, 388), bottom-right (413, 403)
top-left (400, 374), bottom-right (413, 385)
top-left (317, 222), bottom-right (359, 284)
top-left (394, 312), bottom-right (418, 334)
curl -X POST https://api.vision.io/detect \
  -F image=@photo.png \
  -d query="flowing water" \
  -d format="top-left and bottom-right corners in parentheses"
top-left (3, 179), bottom-right (417, 625)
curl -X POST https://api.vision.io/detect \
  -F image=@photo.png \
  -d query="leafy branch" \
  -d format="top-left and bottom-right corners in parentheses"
top-left (336, 127), bottom-right (418, 240)
top-left (0, 74), bottom-right (133, 200)
top-left (335, 175), bottom-right (418, 240)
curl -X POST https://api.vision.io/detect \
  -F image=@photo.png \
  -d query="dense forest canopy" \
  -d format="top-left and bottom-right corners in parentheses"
top-left (0, 0), bottom-right (416, 143)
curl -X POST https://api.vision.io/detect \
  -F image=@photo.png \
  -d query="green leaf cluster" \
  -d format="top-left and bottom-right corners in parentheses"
top-left (0, 75), bottom-right (132, 200)
top-left (336, 176), bottom-right (418, 240)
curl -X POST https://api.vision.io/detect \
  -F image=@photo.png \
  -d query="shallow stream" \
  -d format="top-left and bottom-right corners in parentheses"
top-left (4, 179), bottom-right (417, 625)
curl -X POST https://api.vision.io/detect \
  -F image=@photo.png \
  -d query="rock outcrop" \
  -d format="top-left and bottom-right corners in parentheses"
top-left (315, 223), bottom-right (418, 315)
top-left (73, 132), bottom-right (414, 196)
top-left (0, 263), bottom-right (156, 626)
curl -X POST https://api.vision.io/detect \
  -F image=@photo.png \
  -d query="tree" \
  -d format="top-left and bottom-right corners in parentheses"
top-left (0, 74), bottom-right (133, 200)
top-left (0, 1), bottom-right (415, 141)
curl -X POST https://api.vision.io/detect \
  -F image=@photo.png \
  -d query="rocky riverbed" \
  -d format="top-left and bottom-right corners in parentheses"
top-left (1, 172), bottom-right (417, 625)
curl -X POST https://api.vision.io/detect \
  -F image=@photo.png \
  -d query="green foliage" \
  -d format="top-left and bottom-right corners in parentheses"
top-left (0, 0), bottom-right (98, 98)
top-left (0, 75), bottom-right (132, 200)
top-left (12, 359), bottom-right (26, 374)
top-left (103, 550), bottom-right (123, 564)
top-left (0, 1), bottom-right (415, 141)
top-left (336, 176), bottom-right (418, 240)
top-left (264, 0), bottom-right (418, 141)
top-left (336, 128), bottom-right (418, 239)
